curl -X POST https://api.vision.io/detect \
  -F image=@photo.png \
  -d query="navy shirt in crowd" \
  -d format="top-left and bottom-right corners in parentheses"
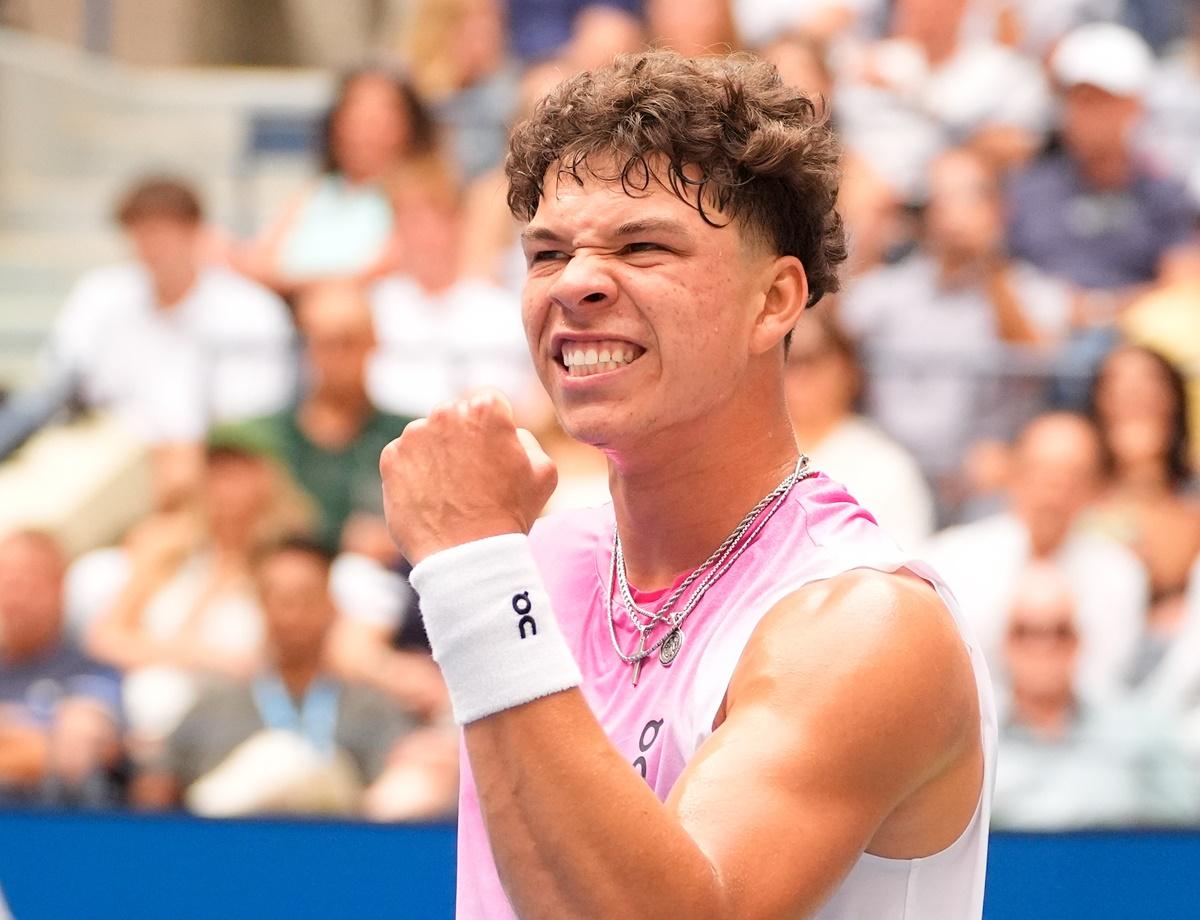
top-left (1007, 152), bottom-right (1194, 291)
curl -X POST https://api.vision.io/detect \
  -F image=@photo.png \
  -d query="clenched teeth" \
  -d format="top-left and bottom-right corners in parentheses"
top-left (560, 340), bottom-right (643, 377)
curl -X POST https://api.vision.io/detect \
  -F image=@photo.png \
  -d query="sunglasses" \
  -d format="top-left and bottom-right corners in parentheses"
top-left (1008, 622), bottom-right (1076, 643)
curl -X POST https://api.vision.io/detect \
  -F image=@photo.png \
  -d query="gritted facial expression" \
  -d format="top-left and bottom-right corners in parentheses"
top-left (521, 168), bottom-right (780, 450)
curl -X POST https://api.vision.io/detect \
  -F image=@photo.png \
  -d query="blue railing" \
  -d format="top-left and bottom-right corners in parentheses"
top-left (0, 811), bottom-right (1197, 919)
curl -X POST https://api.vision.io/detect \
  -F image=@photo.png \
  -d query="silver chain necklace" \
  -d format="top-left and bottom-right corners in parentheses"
top-left (605, 455), bottom-right (811, 686)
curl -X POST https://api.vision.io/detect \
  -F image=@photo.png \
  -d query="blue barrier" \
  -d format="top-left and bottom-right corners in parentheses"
top-left (0, 811), bottom-right (1196, 919)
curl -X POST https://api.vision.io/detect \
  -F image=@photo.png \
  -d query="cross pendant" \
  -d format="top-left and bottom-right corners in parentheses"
top-left (631, 630), bottom-right (649, 687)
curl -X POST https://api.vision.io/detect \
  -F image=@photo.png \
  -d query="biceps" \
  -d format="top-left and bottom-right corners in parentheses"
top-left (665, 710), bottom-right (893, 920)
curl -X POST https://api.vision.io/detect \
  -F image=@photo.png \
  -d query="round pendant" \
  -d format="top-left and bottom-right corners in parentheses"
top-left (659, 628), bottom-right (684, 667)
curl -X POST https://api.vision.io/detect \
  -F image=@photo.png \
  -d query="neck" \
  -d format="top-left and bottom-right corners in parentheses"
top-left (210, 527), bottom-right (256, 560)
top-left (1113, 458), bottom-right (1171, 496)
top-left (1011, 686), bottom-right (1075, 738)
top-left (153, 265), bottom-right (198, 308)
top-left (609, 385), bottom-right (799, 589)
top-left (1023, 518), bottom-right (1070, 558)
top-left (299, 388), bottom-right (372, 448)
top-left (936, 249), bottom-right (989, 285)
top-left (1077, 150), bottom-right (1132, 190)
top-left (275, 658), bottom-right (321, 700)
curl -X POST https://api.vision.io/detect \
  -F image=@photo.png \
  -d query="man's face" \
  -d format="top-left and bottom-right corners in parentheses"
top-left (1062, 84), bottom-right (1140, 164)
top-left (0, 535), bottom-right (65, 659)
top-left (1003, 581), bottom-right (1079, 703)
top-left (125, 216), bottom-right (199, 280)
top-left (1010, 418), bottom-right (1102, 552)
top-left (924, 152), bottom-right (1002, 263)
top-left (257, 551), bottom-right (336, 666)
top-left (297, 287), bottom-right (375, 397)
top-left (520, 166), bottom-right (776, 450)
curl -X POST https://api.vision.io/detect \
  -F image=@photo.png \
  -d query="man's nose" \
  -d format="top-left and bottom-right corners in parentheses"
top-left (547, 253), bottom-right (618, 314)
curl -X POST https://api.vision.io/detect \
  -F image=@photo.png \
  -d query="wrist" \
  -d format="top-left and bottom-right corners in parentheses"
top-left (404, 517), bottom-right (529, 566)
top-left (410, 534), bottom-right (581, 724)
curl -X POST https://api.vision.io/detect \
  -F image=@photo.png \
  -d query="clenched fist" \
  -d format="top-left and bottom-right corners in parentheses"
top-left (380, 391), bottom-right (558, 564)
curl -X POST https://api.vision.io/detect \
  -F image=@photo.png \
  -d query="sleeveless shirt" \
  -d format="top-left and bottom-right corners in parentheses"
top-left (455, 472), bottom-right (997, 919)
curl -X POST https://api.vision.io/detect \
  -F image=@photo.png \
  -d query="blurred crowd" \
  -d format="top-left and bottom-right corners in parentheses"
top-left (1, 0), bottom-right (1199, 831)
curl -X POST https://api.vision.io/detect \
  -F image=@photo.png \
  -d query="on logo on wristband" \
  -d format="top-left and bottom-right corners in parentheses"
top-left (512, 592), bottom-right (538, 639)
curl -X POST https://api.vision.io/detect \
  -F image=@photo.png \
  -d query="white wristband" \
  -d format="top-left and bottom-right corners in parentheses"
top-left (408, 533), bottom-right (582, 725)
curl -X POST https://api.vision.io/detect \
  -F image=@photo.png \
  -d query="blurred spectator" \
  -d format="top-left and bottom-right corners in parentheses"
top-left (1086, 344), bottom-right (1200, 682)
top-left (1120, 250), bottom-right (1200, 468)
top-left (506, 0), bottom-right (642, 64)
top-left (1007, 24), bottom-right (1195, 321)
top-left (835, 0), bottom-right (1051, 198)
top-left (83, 446), bottom-right (287, 751)
top-left (360, 724), bottom-right (459, 821)
top-left (459, 60), bottom-right (576, 292)
top-left (135, 539), bottom-right (420, 817)
top-left (216, 283), bottom-right (411, 552)
top-left (1143, 13), bottom-right (1200, 215)
top-left (1119, 0), bottom-right (1194, 55)
top-left (840, 147), bottom-right (1071, 494)
top-left (367, 190), bottom-right (534, 420)
top-left (925, 413), bottom-right (1148, 700)
top-left (48, 177), bottom-right (295, 445)
top-left (0, 532), bottom-right (123, 808)
top-left (785, 310), bottom-right (934, 550)
top-left (735, 0), bottom-right (877, 49)
top-left (231, 65), bottom-right (439, 294)
top-left (759, 29), bottom-right (834, 115)
top-left (991, 562), bottom-right (1197, 830)
top-left (399, 0), bottom-right (518, 181)
top-left (564, 4), bottom-right (646, 71)
top-left (646, 0), bottom-right (737, 56)
top-left (325, 547), bottom-right (449, 723)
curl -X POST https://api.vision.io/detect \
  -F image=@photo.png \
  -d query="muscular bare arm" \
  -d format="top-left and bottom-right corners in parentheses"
top-left (465, 570), bottom-right (982, 920)
top-left (380, 393), bottom-right (984, 919)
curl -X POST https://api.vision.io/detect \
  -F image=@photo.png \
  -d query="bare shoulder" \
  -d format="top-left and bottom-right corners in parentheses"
top-left (725, 568), bottom-right (981, 801)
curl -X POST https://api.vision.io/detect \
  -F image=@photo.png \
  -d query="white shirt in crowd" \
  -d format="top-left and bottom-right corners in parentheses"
top-left (840, 255), bottom-right (1072, 476)
top-left (367, 276), bottom-right (534, 419)
top-left (924, 513), bottom-right (1149, 701)
top-left (49, 263), bottom-right (295, 443)
top-left (805, 415), bottom-right (936, 551)
top-left (65, 546), bottom-right (264, 740)
top-left (1140, 556), bottom-right (1200, 716)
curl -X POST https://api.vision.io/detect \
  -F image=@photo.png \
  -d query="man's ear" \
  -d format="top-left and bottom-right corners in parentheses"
top-left (749, 255), bottom-right (809, 355)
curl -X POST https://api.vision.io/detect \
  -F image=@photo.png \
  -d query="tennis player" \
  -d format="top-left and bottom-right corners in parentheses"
top-left (381, 50), bottom-right (996, 920)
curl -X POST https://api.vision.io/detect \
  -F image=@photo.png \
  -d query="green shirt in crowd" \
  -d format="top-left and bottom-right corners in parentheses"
top-left (215, 408), bottom-right (412, 551)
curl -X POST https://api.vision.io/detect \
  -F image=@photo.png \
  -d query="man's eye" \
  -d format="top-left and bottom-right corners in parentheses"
top-left (531, 250), bottom-right (568, 264)
top-left (625, 242), bottom-right (663, 254)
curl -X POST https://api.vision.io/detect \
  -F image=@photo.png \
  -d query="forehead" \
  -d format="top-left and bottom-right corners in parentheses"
top-left (528, 161), bottom-right (740, 242)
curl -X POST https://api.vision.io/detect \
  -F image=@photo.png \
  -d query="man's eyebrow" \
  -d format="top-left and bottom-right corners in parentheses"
top-left (520, 218), bottom-right (693, 245)
top-left (520, 225), bottom-right (564, 244)
top-left (612, 218), bottom-right (691, 238)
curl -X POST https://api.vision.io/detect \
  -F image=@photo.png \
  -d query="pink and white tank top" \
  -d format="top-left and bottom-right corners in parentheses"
top-left (455, 472), bottom-right (997, 919)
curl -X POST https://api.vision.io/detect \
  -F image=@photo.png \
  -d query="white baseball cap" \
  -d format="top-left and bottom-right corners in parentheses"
top-left (1051, 22), bottom-right (1155, 98)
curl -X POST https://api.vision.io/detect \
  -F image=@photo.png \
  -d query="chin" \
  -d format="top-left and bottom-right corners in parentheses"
top-left (553, 402), bottom-right (632, 451)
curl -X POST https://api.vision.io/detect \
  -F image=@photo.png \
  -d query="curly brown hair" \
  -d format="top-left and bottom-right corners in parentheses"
top-left (506, 51), bottom-right (846, 309)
